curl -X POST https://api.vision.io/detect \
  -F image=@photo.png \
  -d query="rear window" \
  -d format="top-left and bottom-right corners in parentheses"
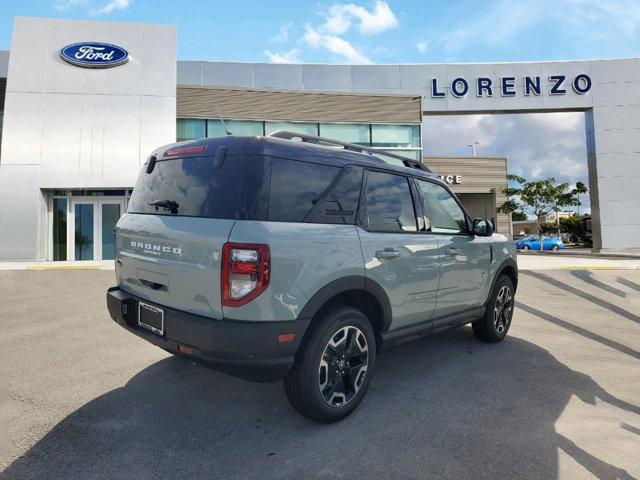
top-left (268, 158), bottom-right (340, 222)
top-left (127, 155), bottom-right (244, 218)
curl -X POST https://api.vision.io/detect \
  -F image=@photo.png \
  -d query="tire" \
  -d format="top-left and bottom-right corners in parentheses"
top-left (473, 275), bottom-right (515, 343)
top-left (284, 306), bottom-right (376, 423)
top-left (522, 244), bottom-right (530, 251)
top-left (552, 245), bottom-right (559, 251)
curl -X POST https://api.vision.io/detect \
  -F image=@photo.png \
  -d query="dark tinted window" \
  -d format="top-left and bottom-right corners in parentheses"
top-left (242, 155), bottom-right (271, 221)
top-left (363, 171), bottom-right (417, 232)
top-left (268, 159), bottom-right (340, 222)
top-left (416, 179), bottom-right (468, 233)
top-left (127, 154), bottom-right (244, 218)
top-left (306, 165), bottom-right (363, 224)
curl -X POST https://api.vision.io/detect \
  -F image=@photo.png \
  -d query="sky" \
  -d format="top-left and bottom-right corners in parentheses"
top-left (1, 0), bottom-right (639, 214)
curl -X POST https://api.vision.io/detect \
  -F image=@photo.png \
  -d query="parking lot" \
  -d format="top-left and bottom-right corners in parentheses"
top-left (2, 260), bottom-right (639, 479)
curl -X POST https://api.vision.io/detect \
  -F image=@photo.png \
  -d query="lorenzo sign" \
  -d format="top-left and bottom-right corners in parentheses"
top-left (430, 74), bottom-right (592, 98)
top-left (59, 42), bottom-right (129, 68)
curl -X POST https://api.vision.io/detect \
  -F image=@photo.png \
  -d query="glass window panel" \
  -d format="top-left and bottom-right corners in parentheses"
top-left (101, 204), bottom-right (121, 260)
top-left (128, 155), bottom-right (244, 219)
top-left (416, 180), bottom-right (468, 234)
top-left (319, 123), bottom-right (370, 145)
top-left (306, 165), bottom-right (363, 225)
top-left (364, 171), bottom-right (417, 232)
top-left (74, 204), bottom-right (94, 260)
top-left (371, 124), bottom-right (420, 148)
top-left (268, 159), bottom-right (340, 222)
top-left (371, 150), bottom-right (422, 168)
top-left (176, 119), bottom-right (205, 142)
top-left (207, 119), bottom-right (263, 137)
top-left (264, 121), bottom-right (318, 136)
top-left (53, 198), bottom-right (67, 261)
top-left (71, 189), bottom-right (125, 196)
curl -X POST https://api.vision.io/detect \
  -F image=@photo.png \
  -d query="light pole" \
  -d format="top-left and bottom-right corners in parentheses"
top-left (468, 141), bottom-right (479, 157)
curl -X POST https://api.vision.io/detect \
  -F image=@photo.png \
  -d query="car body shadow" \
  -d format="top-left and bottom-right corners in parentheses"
top-left (5, 328), bottom-right (636, 480)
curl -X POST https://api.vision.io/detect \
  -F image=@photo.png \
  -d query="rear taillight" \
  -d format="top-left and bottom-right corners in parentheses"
top-left (221, 243), bottom-right (270, 307)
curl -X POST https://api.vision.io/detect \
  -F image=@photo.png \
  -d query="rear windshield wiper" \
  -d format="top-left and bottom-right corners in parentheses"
top-left (149, 199), bottom-right (179, 214)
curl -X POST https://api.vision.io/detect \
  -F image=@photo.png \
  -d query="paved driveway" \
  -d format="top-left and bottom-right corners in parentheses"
top-left (1, 265), bottom-right (639, 479)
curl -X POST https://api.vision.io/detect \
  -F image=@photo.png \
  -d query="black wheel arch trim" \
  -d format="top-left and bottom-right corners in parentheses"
top-left (296, 275), bottom-right (393, 331)
top-left (488, 257), bottom-right (518, 301)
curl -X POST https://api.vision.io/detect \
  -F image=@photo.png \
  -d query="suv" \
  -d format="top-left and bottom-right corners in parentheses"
top-left (106, 132), bottom-right (517, 423)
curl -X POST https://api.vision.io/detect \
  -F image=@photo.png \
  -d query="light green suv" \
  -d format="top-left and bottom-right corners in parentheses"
top-left (107, 131), bottom-right (518, 423)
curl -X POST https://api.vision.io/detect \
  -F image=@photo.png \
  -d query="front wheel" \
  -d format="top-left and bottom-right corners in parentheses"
top-left (551, 245), bottom-right (559, 251)
top-left (473, 275), bottom-right (515, 343)
top-left (522, 244), bottom-right (530, 251)
top-left (284, 307), bottom-right (376, 423)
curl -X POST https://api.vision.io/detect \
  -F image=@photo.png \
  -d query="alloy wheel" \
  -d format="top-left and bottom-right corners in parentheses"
top-left (493, 285), bottom-right (513, 334)
top-left (318, 326), bottom-right (369, 407)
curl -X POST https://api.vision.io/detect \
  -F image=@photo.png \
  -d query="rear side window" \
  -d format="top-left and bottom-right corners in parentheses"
top-left (306, 165), bottom-right (363, 225)
top-left (127, 154), bottom-right (244, 218)
top-left (268, 158), bottom-right (340, 222)
top-left (363, 171), bottom-right (417, 232)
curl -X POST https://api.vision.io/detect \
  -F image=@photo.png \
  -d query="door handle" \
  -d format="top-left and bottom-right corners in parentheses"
top-left (376, 248), bottom-right (401, 260)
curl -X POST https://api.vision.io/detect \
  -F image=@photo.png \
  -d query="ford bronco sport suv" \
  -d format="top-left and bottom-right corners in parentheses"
top-left (107, 131), bottom-right (517, 423)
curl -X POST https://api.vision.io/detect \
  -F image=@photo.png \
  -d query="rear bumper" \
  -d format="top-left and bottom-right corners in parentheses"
top-left (106, 287), bottom-right (310, 382)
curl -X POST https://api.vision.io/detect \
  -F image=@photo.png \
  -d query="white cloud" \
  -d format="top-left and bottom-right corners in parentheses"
top-left (271, 22), bottom-right (292, 43)
top-left (264, 48), bottom-right (301, 63)
top-left (98, 0), bottom-right (129, 13)
top-left (303, 24), bottom-right (371, 64)
top-left (416, 40), bottom-right (429, 54)
top-left (297, 1), bottom-right (397, 63)
top-left (323, 1), bottom-right (398, 35)
top-left (54, 0), bottom-right (130, 15)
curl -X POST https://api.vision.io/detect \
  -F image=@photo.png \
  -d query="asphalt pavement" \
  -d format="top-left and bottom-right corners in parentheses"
top-left (1, 262), bottom-right (639, 479)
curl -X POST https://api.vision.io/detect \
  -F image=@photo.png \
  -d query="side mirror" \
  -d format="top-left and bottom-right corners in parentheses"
top-left (473, 218), bottom-right (494, 237)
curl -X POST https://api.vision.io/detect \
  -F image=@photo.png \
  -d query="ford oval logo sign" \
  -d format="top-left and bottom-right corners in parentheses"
top-left (59, 42), bottom-right (129, 68)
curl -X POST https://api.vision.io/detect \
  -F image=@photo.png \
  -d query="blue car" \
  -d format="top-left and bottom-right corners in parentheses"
top-left (516, 235), bottom-right (564, 251)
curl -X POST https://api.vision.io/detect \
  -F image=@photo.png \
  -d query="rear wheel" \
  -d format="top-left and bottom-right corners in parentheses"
top-left (284, 306), bottom-right (375, 423)
top-left (522, 244), bottom-right (530, 251)
top-left (552, 244), bottom-right (559, 251)
top-left (473, 275), bottom-right (515, 343)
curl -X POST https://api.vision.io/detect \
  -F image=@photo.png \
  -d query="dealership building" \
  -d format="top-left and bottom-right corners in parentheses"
top-left (0, 17), bottom-right (638, 261)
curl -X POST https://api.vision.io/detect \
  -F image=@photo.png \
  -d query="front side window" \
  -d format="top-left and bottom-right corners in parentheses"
top-left (416, 180), bottom-right (468, 234)
top-left (268, 159), bottom-right (340, 222)
top-left (363, 171), bottom-right (417, 232)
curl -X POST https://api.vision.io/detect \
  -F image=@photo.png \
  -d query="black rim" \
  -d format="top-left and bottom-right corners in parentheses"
top-left (493, 285), bottom-right (513, 335)
top-left (318, 326), bottom-right (369, 407)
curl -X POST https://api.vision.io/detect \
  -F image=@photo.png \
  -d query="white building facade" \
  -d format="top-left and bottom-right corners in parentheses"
top-left (0, 16), bottom-right (638, 261)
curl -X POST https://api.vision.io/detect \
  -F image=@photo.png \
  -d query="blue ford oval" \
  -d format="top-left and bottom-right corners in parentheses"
top-left (60, 42), bottom-right (129, 68)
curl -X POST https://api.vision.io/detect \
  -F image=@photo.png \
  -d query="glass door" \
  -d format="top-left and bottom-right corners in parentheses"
top-left (62, 196), bottom-right (126, 261)
top-left (99, 201), bottom-right (124, 260)
top-left (71, 201), bottom-right (96, 261)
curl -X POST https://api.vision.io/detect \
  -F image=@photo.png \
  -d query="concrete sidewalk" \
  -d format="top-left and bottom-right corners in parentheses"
top-left (0, 260), bottom-right (115, 270)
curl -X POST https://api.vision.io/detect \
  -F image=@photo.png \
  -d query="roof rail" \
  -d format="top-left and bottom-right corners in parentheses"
top-left (267, 130), bottom-right (431, 173)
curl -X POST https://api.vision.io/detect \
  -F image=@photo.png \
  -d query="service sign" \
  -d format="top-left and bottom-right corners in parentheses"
top-left (59, 42), bottom-right (129, 68)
